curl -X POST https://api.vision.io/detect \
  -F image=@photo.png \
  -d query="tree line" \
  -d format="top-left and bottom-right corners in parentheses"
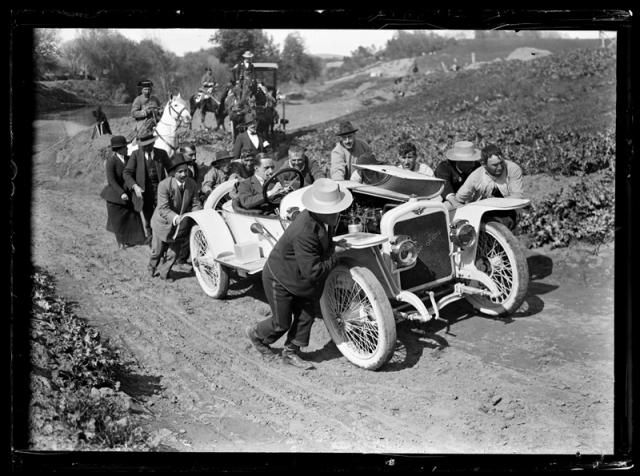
top-left (35, 28), bottom-right (465, 103)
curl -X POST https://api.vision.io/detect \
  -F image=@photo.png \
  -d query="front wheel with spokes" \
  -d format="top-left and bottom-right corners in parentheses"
top-left (466, 221), bottom-right (529, 316)
top-left (320, 265), bottom-right (396, 370)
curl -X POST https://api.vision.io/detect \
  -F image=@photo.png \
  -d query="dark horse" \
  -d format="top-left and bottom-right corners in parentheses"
top-left (189, 87), bottom-right (230, 132)
top-left (253, 85), bottom-right (278, 138)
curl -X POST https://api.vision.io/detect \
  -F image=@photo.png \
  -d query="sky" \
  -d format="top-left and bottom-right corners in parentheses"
top-left (56, 28), bottom-right (606, 58)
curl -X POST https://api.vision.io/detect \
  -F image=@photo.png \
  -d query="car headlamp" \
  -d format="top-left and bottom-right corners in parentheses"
top-left (449, 219), bottom-right (476, 248)
top-left (390, 235), bottom-right (419, 267)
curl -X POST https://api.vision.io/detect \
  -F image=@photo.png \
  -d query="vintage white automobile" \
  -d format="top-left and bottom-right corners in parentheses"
top-left (184, 164), bottom-right (530, 370)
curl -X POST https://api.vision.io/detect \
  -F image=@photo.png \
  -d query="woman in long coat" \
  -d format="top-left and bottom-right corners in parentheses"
top-left (100, 135), bottom-right (146, 248)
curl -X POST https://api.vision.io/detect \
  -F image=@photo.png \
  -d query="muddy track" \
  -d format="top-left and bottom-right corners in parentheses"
top-left (30, 174), bottom-right (614, 454)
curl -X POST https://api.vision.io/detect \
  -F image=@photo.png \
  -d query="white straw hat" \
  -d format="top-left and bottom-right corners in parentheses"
top-left (301, 178), bottom-right (353, 214)
top-left (445, 141), bottom-right (481, 161)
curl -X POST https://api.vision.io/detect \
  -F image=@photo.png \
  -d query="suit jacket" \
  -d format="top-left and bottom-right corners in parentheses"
top-left (233, 175), bottom-right (273, 213)
top-left (150, 176), bottom-right (202, 242)
top-left (123, 147), bottom-right (173, 194)
top-left (274, 155), bottom-right (326, 186)
top-left (266, 210), bottom-right (338, 299)
top-left (329, 138), bottom-right (372, 181)
top-left (232, 131), bottom-right (269, 159)
top-left (100, 153), bottom-right (129, 205)
top-left (434, 160), bottom-right (480, 200)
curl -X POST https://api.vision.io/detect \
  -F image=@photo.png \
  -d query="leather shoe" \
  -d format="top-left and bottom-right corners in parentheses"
top-left (245, 325), bottom-right (272, 356)
top-left (148, 265), bottom-right (157, 278)
top-left (281, 349), bottom-right (316, 370)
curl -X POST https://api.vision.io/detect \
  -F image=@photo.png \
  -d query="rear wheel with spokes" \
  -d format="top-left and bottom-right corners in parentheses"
top-left (190, 225), bottom-right (230, 298)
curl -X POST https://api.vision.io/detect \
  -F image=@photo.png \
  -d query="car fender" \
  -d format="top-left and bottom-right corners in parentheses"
top-left (450, 197), bottom-right (530, 230)
top-left (450, 197), bottom-right (530, 277)
top-left (203, 179), bottom-right (238, 210)
top-left (182, 209), bottom-right (235, 257)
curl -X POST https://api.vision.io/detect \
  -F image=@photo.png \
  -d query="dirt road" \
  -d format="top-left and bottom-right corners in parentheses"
top-left (31, 168), bottom-right (614, 453)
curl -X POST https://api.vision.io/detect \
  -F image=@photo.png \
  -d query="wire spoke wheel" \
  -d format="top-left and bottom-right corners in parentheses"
top-left (320, 265), bottom-right (396, 370)
top-left (467, 221), bottom-right (529, 316)
top-left (190, 225), bottom-right (229, 298)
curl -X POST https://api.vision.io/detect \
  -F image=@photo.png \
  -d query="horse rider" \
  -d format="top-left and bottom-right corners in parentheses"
top-left (131, 79), bottom-right (162, 137)
top-left (201, 67), bottom-right (214, 88)
top-left (233, 51), bottom-right (257, 103)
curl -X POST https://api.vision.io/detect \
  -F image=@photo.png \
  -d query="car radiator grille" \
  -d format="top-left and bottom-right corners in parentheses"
top-left (394, 211), bottom-right (453, 290)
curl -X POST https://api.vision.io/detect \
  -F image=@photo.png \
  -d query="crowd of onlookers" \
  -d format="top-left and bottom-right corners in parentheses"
top-left (100, 114), bottom-right (524, 281)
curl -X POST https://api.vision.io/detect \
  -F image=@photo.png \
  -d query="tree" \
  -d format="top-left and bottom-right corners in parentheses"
top-left (210, 29), bottom-right (280, 66)
top-left (33, 28), bottom-right (61, 78)
top-left (280, 33), bottom-right (321, 84)
top-left (383, 30), bottom-right (456, 59)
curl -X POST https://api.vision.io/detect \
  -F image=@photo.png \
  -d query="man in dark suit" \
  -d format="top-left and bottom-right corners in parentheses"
top-left (123, 132), bottom-right (173, 240)
top-left (232, 113), bottom-right (270, 160)
top-left (148, 154), bottom-right (203, 280)
top-left (232, 154), bottom-right (288, 214)
top-left (246, 178), bottom-right (352, 369)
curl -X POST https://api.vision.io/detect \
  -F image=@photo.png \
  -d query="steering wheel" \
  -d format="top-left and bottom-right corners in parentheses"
top-left (262, 167), bottom-right (305, 206)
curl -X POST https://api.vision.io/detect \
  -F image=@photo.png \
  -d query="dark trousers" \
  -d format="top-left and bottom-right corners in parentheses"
top-left (148, 222), bottom-right (192, 276)
top-left (255, 264), bottom-right (319, 348)
top-left (142, 184), bottom-right (159, 235)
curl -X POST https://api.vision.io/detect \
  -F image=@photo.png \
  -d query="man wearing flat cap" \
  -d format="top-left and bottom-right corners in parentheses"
top-left (149, 153), bottom-right (202, 280)
top-left (131, 79), bottom-right (162, 137)
top-left (330, 120), bottom-right (374, 182)
top-left (246, 178), bottom-right (352, 369)
top-left (123, 132), bottom-right (173, 240)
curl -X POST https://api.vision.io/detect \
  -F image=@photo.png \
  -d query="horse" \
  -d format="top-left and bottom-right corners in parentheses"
top-left (127, 93), bottom-right (192, 157)
top-left (253, 84), bottom-right (278, 138)
top-left (189, 86), bottom-right (233, 132)
top-left (224, 88), bottom-right (251, 141)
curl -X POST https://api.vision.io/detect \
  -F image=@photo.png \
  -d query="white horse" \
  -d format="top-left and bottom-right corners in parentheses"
top-left (127, 93), bottom-right (192, 157)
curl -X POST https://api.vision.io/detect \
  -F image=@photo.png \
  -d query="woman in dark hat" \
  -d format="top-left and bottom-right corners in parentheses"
top-left (329, 120), bottom-right (374, 182)
top-left (100, 136), bottom-right (146, 249)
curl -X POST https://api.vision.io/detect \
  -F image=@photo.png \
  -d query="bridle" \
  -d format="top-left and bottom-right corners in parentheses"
top-left (153, 98), bottom-right (190, 152)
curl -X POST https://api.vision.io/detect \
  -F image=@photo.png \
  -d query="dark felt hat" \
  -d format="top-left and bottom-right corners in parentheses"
top-left (243, 112), bottom-right (257, 126)
top-left (110, 135), bottom-right (128, 150)
top-left (138, 80), bottom-right (153, 88)
top-left (336, 120), bottom-right (358, 136)
top-left (213, 150), bottom-right (234, 164)
top-left (136, 132), bottom-right (156, 146)
top-left (167, 153), bottom-right (191, 172)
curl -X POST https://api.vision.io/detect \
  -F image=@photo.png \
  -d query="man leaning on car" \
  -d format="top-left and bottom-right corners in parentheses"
top-left (445, 143), bottom-right (524, 229)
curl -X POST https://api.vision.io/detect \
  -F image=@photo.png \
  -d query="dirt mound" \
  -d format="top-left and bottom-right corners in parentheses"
top-left (506, 47), bottom-right (552, 62)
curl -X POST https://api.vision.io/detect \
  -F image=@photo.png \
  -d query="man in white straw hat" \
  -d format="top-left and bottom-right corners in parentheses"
top-left (434, 140), bottom-right (481, 201)
top-left (446, 143), bottom-right (524, 228)
top-left (246, 178), bottom-right (353, 369)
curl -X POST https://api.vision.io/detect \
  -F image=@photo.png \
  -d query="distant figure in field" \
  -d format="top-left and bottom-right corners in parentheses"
top-left (91, 106), bottom-right (112, 138)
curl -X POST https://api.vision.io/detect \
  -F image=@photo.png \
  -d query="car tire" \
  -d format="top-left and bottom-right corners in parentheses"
top-left (190, 225), bottom-right (230, 299)
top-left (320, 265), bottom-right (396, 370)
top-left (466, 220), bottom-right (529, 316)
